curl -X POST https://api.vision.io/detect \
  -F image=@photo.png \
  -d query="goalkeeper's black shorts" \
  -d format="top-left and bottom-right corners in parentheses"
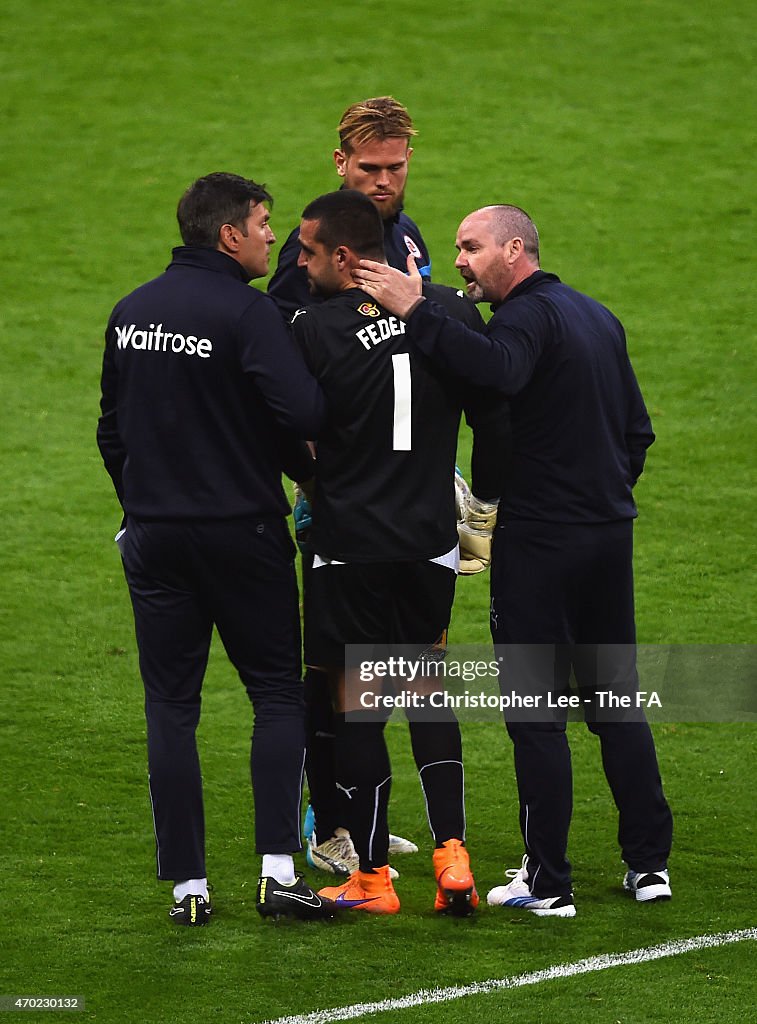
top-left (304, 557), bottom-right (455, 668)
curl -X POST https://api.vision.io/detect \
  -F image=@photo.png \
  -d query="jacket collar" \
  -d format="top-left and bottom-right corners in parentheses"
top-left (491, 269), bottom-right (560, 311)
top-left (168, 246), bottom-right (251, 283)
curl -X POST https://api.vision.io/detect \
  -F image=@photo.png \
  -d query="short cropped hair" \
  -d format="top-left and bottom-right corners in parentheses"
top-left (337, 96), bottom-right (417, 153)
top-left (177, 172), bottom-right (272, 247)
top-left (485, 205), bottom-right (540, 262)
top-left (301, 190), bottom-right (385, 260)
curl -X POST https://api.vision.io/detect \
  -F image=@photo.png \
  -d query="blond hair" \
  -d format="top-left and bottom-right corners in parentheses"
top-left (337, 96), bottom-right (417, 153)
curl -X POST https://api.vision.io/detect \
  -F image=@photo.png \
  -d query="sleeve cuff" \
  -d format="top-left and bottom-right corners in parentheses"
top-left (404, 296), bottom-right (427, 320)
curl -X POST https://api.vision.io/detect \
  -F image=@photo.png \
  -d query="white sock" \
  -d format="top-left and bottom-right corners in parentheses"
top-left (261, 854), bottom-right (296, 885)
top-left (173, 878), bottom-right (208, 902)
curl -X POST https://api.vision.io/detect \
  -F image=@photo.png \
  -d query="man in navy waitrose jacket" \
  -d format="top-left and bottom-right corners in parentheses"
top-left (98, 172), bottom-right (335, 925)
top-left (354, 204), bottom-right (674, 918)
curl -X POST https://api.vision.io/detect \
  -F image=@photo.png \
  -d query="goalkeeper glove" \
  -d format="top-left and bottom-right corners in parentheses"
top-left (458, 493), bottom-right (499, 575)
top-left (293, 482), bottom-right (313, 556)
top-left (454, 466), bottom-right (471, 523)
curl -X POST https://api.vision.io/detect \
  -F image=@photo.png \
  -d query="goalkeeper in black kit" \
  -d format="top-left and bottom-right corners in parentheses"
top-left (290, 189), bottom-right (507, 915)
top-left (270, 95), bottom-right (469, 877)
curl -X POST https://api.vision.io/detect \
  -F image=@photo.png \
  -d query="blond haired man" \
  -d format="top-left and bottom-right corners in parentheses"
top-left (268, 96), bottom-right (430, 318)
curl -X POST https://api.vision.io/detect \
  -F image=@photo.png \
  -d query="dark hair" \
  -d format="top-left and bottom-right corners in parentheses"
top-left (177, 172), bottom-right (273, 247)
top-left (301, 190), bottom-right (385, 259)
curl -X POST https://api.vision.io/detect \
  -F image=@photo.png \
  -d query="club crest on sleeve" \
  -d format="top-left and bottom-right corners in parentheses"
top-left (357, 302), bottom-right (380, 317)
top-left (404, 235), bottom-right (422, 259)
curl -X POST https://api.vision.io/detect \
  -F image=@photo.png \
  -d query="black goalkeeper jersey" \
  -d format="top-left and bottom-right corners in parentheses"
top-left (293, 283), bottom-right (503, 562)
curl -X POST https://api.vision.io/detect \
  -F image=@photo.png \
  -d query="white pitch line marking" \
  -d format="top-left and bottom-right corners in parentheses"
top-left (258, 927), bottom-right (757, 1024)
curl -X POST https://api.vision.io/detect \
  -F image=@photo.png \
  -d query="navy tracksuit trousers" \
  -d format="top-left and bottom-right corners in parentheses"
top-left (490, 519), bottom-right (673, 897)
top-left (122, 516), bottom-right (305, 881)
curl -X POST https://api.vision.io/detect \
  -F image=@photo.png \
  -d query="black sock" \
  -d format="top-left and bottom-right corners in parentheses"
top-left (408, 718), bottom-right (465, 846)
top-left (304, 668), bottom-right (341, 840)
top-left (334, 715), bottom-right (391, 870)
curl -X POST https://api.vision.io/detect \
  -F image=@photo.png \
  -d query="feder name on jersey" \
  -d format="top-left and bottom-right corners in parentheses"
top-left (355, 316), bottom-right (406, 351)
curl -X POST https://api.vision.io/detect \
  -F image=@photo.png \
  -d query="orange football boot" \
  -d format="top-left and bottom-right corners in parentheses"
top-left (319, 865), bottom-right (400, 914)
top-left (433, 838), bottom-right (479, 916)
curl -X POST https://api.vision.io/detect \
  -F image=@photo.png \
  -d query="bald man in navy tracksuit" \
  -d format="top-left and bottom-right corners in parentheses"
top-left (353, 203), bottom-right (674, 917)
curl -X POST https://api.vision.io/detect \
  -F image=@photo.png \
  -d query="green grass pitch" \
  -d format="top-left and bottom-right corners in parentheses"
top-left (1, 1), bottom-right (755, 1022)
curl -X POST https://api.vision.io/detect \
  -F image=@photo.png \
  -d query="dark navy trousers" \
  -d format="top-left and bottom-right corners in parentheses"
top-left (490, 519), bottom-right (673, 897)
top-left (122, 516), bottom-right (305, 881)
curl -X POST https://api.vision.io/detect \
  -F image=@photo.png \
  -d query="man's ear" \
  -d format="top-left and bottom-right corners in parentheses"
top-left (507, 237), bottom-right (524, 263)
top-left (218, 223), bottom-right (239, 253)
top-left (335, 245), bottom-right (350, 267)
top-left (334, 148), bottom-right (347, 178)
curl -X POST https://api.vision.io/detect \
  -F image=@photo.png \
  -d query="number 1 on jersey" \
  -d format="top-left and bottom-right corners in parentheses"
top-left (392, 353), bottom-right (412, 451)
